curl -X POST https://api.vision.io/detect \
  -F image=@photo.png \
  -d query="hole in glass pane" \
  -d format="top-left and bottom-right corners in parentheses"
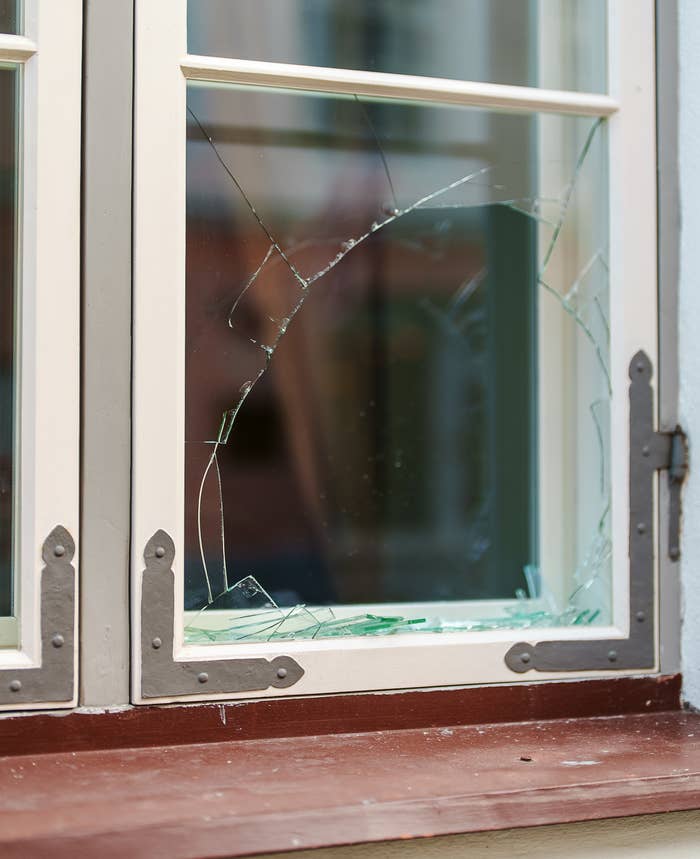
top-left (184, 84), bottom-right (610, 644)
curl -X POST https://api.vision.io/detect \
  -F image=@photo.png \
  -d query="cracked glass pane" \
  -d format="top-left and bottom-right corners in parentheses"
top-left (184, 82), bottom-right (610, 644)
top-left (187, 0), bottom-right (607, 94)
top-left (0, 66), bottom-right (18, 638)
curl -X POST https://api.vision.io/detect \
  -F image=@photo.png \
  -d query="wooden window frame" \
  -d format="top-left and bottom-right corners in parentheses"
top-left (0, 0), bottom-right (81, 710)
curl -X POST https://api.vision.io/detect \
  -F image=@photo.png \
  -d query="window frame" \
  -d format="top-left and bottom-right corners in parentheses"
top-left (131, 0), bottom-right (659, 703)
top-left (0, 0), bottom-right (81, 710)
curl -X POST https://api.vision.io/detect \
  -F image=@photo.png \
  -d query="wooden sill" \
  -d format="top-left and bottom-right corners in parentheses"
top-left (0, 675), bottom-right (697, 858)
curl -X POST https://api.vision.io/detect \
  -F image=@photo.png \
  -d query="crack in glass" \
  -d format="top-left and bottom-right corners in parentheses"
top-left (184, 88), bottom-right (611, 643)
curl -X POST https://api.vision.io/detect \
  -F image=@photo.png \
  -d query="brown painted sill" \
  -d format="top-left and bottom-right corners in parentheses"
top-left (1, 675), bottom-right (699, 859)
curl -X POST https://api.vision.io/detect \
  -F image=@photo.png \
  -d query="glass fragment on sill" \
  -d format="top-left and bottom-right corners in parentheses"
top-left (184, 83), bottom-right (611, 643)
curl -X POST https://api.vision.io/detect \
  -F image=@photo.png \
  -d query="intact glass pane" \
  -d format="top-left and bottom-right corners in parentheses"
top-left (187, 0), bottom-right (607, 93)
top-left (0, 66), bottom-right (18, 627)
top-left (184, 83), bottom-right (610, 643)
top-left (0, 1), bottom-right (20, 34)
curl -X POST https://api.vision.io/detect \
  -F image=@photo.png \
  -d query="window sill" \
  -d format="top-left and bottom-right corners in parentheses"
top-left (0, 677), bottom-right (698, 858)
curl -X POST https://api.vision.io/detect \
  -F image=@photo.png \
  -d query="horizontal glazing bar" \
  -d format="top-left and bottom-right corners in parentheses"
top-left (0, 34), bottom-right (36, 63)
top-left (181, 56), bottom-right (619, 117)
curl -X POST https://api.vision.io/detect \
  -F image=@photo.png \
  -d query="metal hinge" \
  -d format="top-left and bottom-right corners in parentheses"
top-left (663, 425), bottom-right (688, 561)
top-left (505, 351), bottom-right (687, 674)
top-left (139, 530), bottom-right (304, 699)
top-left (0, 526), bottom-right (76, 705)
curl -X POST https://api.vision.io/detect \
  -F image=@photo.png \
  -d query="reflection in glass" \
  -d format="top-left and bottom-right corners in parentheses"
top-left (0, 67), bottom-right (18, 621)
top-left (0, 0), bottom-right (19, 34)
top-left (187, 0), bottom-right (607, 93)
top-left (184, 83), bottom-right (610, 642)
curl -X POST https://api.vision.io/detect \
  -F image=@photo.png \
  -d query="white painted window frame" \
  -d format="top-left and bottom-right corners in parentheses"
top-left (0, 1), bottom-right (82, 708)
top-left (132, 0), bottom-right (657, 702)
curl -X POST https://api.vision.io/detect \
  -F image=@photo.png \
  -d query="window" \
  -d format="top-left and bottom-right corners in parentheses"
top-left (133, 0), bottom-right (659, 701)
top-left (0, 0), bottom-right (81, 709)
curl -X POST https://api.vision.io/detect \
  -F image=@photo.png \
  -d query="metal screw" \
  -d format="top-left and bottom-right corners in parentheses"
top-left (636, 522), bottom-right (647, 535)
top-left (636, 611), bottom-right (646, 623)
top-left (519, 652), bottom-right (531, 665)
top-left (9, 679), bottom-right (21, 692)
top-left (197, 672), bottom-right (209, 684)
top-left (636, 361), bottom-right (645, 373)
top-left (607, 650), bottom-right (618, 663)
top-left (151, 637), bottom-right (162, 649)
top-left (276, 667), bottom-right (288, 679)
top-left (155, 546), bottom-right (165, 559)
top-left (670, 546), bottom-right (680, 561)
top-left (53, 544), bottom-right (65, 558)
top-left (642, 445), bottom-right (650, 457)
top-left (51, 633), bottom-right (64, 648)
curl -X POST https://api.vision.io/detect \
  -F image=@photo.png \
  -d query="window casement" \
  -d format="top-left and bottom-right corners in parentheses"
top-left (0, 0), bottom-right (82, 709)
top-left (132, 0), bottom-right (667, 703)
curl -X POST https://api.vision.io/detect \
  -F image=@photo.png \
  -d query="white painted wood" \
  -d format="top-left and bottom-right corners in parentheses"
top-left (0, 0), bottom-right (82, 711)
top-left (132, 0), bottom-right (659, 703)
top-left (132, 0), bottom-right (187, 700)
top-left (181, 55), bottom-right (620, 117)
top-left (0, 34), bottom-right (37, 62)
top-left (607, 0), bottom-right (658, 634)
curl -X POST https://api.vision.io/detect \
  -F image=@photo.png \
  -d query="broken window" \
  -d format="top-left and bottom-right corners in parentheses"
top-left (183, 81), bottom-right (610, 643)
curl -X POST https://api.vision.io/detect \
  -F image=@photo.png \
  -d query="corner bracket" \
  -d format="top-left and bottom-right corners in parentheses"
top-left (505, 350), bottom-right (687, 674)
top-left (0, 525), bottom-right (76, 705)
top-left (140, 530), bottom-right (304, 699)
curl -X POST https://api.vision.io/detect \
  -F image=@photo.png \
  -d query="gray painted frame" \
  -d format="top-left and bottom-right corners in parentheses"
top-left (79, 0), bottom-right (134, 705)
top-left (656, 0), bottom-right (682, 675)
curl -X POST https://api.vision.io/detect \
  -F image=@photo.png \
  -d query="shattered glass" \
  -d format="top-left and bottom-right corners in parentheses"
top-left (183, 82), bottom-right (611, 645)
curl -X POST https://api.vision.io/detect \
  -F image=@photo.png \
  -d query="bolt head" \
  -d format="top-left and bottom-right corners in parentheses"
top-left (276, 667), bottom-right (288, 679)
top-left (155, 546), bottom-right (166, 559)
top-left (53, 544), bottom-right (66, 558)
top-left (197, 672), bottom-right (209, 684)
top-left (151, 637), bottom-right (162, 650)
top-left (607, 650), bottom-right (618, 663)
top-left (9, 679), bottom-right (21, 692)
top-left (642, 445), bottom-right (650, 457)
top-left (636, 611), bottom-right (646, 623)
top-left (51, 633), bottom-right (65, 648)
top-left (519, 652), bottom-right (531, 665)
top-left (636, 522), bottom-right (647, 535)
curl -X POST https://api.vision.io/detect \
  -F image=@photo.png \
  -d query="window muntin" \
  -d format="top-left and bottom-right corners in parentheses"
top-left (184, 84), bottom-right (611, 644)
top-left (0, 64), bottom-right (18, 644)
top-left (133, 0), bottom-right (657, 698)
top-left (187, 0), bottom-right (607, 94)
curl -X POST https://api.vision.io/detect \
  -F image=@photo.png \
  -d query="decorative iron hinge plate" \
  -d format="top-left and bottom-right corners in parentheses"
top-left (505, 351), bottom-right (687, 674)
top-left (140, 530), bottom-right (304, 698)
top-left (0, 526), bottom-right (76, 705)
